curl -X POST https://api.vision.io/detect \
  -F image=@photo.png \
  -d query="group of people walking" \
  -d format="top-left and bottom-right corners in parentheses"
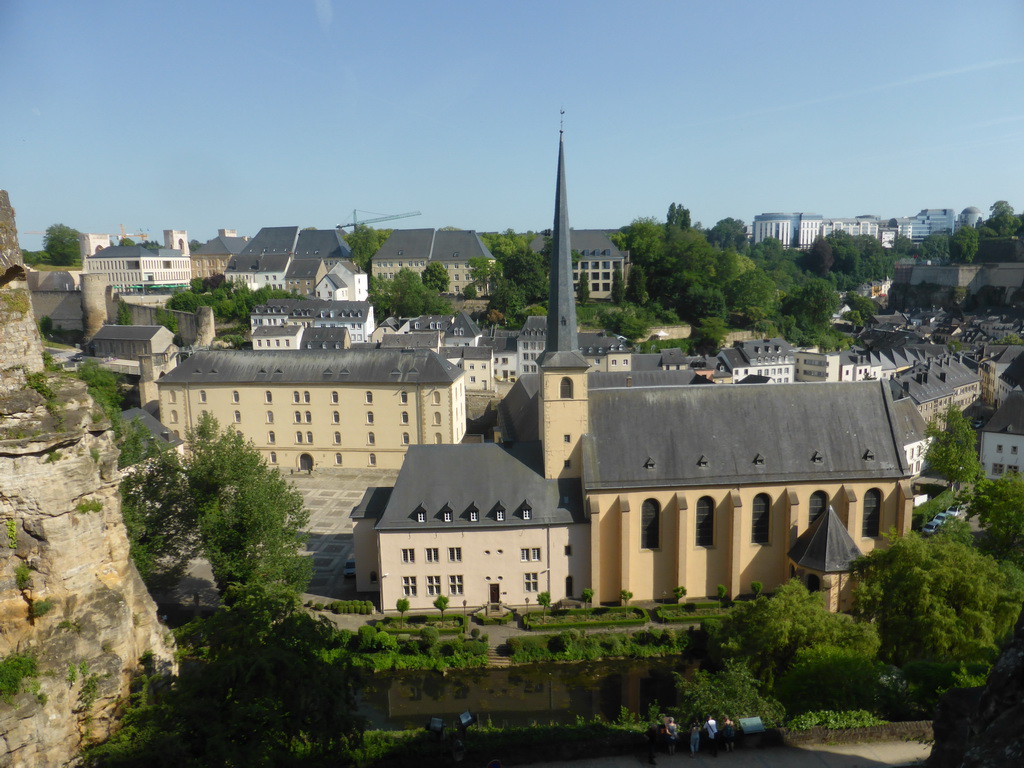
top-left (648, 715), bottom-right (736, 763)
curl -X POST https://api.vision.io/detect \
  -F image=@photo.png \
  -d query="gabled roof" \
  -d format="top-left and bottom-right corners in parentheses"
top-left (447, 310), bottom-right (482, 338)
top-left (293, 229), bottom-right (352, 261)
top-left (371, 229), bottom-right (436, 261)
top-left (284, 260), bottom-right (324, 280)
top-left (983, 390), bottom-right (1024, 435)
top-left (368, 443), bottom-right (584, 531)
top-left (239, 226), bottom-right (300, 257)
top-left (158, 348), bottom-right (462, 385)
top-left (498, 375), bottom-right (540, 443)
top-left (528, 229), bottom-right (626, 259)
top-left (193, 235), bottom-right (248, 256)
top-left (430, 230), bottom-right (494, 262)
top-left (91, 324), bottom-right (169, 342)
top-left (588, 370), bottom-right (710, 389)
top-left (788, 507), bottom-right (863, 573)
top-left (120, 408), bottom-right (184, 449)
top-left (582, 380), bottom-right (909, 490)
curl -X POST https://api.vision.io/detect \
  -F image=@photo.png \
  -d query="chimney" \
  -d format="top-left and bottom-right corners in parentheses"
top-left (219, 229), bottom-right (237, 238)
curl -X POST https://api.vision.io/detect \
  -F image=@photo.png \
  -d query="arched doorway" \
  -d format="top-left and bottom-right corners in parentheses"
top-left (299, 453), bottom-right (314, 472)
top-left (565, 575), bottom-right (574, 599)
top-left (806, 573), bottom-right (821, 592)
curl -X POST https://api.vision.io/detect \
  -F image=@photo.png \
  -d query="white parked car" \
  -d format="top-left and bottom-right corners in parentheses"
top-left (943, 505), bottom-right (967, 519)
top-left (922, 512), bottom-right (953, 535)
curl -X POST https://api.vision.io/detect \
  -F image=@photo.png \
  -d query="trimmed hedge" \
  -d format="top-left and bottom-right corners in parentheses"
top-left (476, 613), bottom-right (514, 626)
top-left (379, 614), bottom-right (468, 635)
top-left (308, 600), bottom-right (374, 615)
top-left (655, 604), bottom-right (729, 623)
top-left (521, 607), bottom-right (649, 631)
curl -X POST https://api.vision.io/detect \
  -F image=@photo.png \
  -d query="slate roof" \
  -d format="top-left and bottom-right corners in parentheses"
top-left (91, 325), bottom-right (167, 341)
top-left (252, 299), bottom-right (370, 319)
top-left (982, 390), bottom-right (1024, 434)
top-left (239, 226), bottom-right (300, 257)
top-left (788, 507), bottom-right (863, 573)
top-left (430, 230), bottom-right (493, 262)
top-left (293, 229), bottom-right (352, 260)
top-left (120, 408), bottom-right (184, 448)
top-left (301, 327), bottom-right (350, 348)
top-left (890, 397), bottom-right (929, 446)
top-left (582, 380), bottom-right (909, 490)
top-left (889, 354), bottom-right (979, 405)
top-left (528, 229), bottom-right (626, 259)
top-left (193, 235), bottom-right (248, 256)
top-left (284, 260), bottom-right (323, 280)
top-left (444, 346), bottom-right (492, 360)
top-left (367, 443), bottom-right (584, 531)
top-left (158, 349), bottom-right (462, 385)
top-left (577, 332), bottom-right (629, 355)
top-left (498, 375), bottom-right (540, 443)
top-left (588, 370), bottom-right (711, 389)
top-left (380, 332), bottom-right (440, 349)
top-left (371, 228), bottom-right (435, 261)
top-left (252, 325), bottom-right (302, 338)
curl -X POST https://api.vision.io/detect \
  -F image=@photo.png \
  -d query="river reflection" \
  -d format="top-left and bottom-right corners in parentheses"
top-left (357, 656), bottom-right (692, 730)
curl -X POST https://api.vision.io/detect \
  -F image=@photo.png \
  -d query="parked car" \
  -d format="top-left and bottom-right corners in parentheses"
top-left (944, 505), bottom-right (967, 519)
top-left (922, 512), bottom-right (952, 535)
top-left (972, 418), bottom-right (985, 429)
top-left (343, 559), bottom-right (356, 578)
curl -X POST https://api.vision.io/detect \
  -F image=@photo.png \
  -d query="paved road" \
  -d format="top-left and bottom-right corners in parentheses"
top-left (525, 739), bottom-right (930, 768)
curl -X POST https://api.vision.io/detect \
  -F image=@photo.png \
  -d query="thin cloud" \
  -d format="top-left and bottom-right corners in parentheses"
top-left (680, 57), bottom-right (1024, 129)
top-left (313, 0), bottom-right (333, 31)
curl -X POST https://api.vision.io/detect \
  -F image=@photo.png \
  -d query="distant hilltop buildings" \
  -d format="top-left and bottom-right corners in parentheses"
top-left (752, 208), bottom-right (983, 249)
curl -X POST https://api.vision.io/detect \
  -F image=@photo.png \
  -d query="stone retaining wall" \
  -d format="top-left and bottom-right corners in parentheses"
top-left (780, 720), bottom-right (933, 746)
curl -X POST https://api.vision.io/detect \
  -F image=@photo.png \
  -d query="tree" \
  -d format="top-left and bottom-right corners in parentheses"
top-left (371, 268), bottom-right (451, 319)
top-left (970, 474), bottom-right (1024, 567)
top-left (806, 236), bottom-right (834, 277)
top-left (950, 225), bottom-right (980, 263)
top-left (396, 597), bottom-right (410, 627)
top-left (852, 533), bottom-right (1024, 666)
top-left (921, 233), bottom-right (950, 261)
top-left (611, 269), bottom-right (625, 304)
top-left (782, 279), bottom-right (840, 339)
top-left (692, 317), bottom-right (728, 353)
top-left (85, 583), bottom-right (365, 766)
top-left (463, 284), bottom-right (477, 299)
top-left (726, 269), bottom-right (777, 324)
top-left (121, 413), bottom-right (311, 594)
top-left (421, 261), bottom-right (450, 293)
top-left (468, 256), bottom-right (498, 294)
top-left (673, 586), bottom-right (687, 603)
top-left (501, 249), bottom-right (547, 304)
top-left (581, 587), bottom-right (594, 616)
top-left (707, 217), bottom-right (748, 251)
top-left (43, 223), bottom-right (80, 266)
top-left (625, 264), bottom-right (649, 305)
top-left (343, 225), bottom-right (392, 272)
top-left (116, 299), bottom-right (133, 326)
top-left (675, 661), bottom-right (784, 727)
top-left (666, 202), bottom-right (691, 230)
top-left (433, 594), bottom-right (449, 622)
top-left (620, 589), bottom-right (633, 607)
top-left (537, 591), bottom-right (551, 616)
top-left (709, 580), bottom-right (879, 686)
top-left (576, 275), bottom-right (590, 305)
top-left (924, 406), bottom-right (983, 487)
top-left (774, 645), bottom-right (885, 716)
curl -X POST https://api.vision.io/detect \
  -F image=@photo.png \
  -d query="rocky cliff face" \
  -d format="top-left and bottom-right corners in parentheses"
top-left (928, 607), bottom-right (1024, 767)
top-left (0, 191), bottom-right (174, 767)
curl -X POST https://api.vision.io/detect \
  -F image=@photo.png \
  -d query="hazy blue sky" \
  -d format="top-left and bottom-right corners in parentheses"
top-left (3, 0), bottom-right (1023, 251)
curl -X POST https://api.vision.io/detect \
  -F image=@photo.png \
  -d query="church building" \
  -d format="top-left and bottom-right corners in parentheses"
top-left (351, 134), bottom-right (918, 613)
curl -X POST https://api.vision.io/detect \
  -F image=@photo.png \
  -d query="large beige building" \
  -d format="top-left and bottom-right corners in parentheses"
top-left (157, 349), bottom-right (465, 470)
top-left (353, 134), bottom-right (920, 614)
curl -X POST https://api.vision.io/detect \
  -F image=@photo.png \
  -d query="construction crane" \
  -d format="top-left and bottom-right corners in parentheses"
top-left (336, 210), bottom-right (421, 230)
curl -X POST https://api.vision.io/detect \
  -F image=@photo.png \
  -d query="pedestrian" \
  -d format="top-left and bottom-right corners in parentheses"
top-left (647, 722), bottom-right (660, 765)
top-left (689, 722), bottom-right (701, 758)
top-left (722, 717), bottom-right (736, 753)
top-left (665, 717), bottom-right (678, 755)
top-left (703, 715), bottom-right (718, 757)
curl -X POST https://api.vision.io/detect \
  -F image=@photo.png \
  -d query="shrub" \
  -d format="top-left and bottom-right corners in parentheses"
top-left (14, 563), bottom-right (32, 590)
top-left (419, 626), bottom-right (440, 648)
top-left (787, 710), bottom-right (888, 730)
top-left (0, 653), bottom-right (38, 704)
top-left (75, 499), bottom-right (104, 514)
top-left (357, 625), bottom-right (378, 651)
top-left (30, 598), bottom-right (55, 619)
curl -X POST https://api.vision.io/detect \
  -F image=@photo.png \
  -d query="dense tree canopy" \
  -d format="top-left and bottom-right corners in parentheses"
top-left (370, 269), bottom-right (451, 319)
top-left (852, 534), bottom-right (1024, 666)
top-left (924, 406), bottom-right (983, 486)
top-left (43, 223), bottom-right (81, 266)
top-left (420, 261), bottom-right (449, 293)
top-left (121, 413), bottom-right (311, 594)
top-left (342, 225), bottom-right (392, 272)
top-left (970, 473), bottom-right (1024, 567)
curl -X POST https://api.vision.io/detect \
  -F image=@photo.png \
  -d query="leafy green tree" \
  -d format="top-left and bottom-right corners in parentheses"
top-left (726, 269), bottom-right (777, 324)
top-left (85, 584), bottom-right (364, 766)
top-left (421, 261), bottom-right (450, 293)
top-left (581, 587), bottom-right (594, 616)
top-left (501, 249), bottom-right (547, 304)
top-left (692, 317), bottom-right (728, 353)
top-left (980, 201), bottom-right (1020, 238)
top-left (43, 223), bottom-right (81, 266)
top-left (611, 269), bottom-right (625, 304)
top-left (121, 413), bottom-right (311, 594)
top-left (463, 284), bottom-right (477, 299)
top-left (487, 278), bottom-right (526, 327)
top-left (675, 661), bottom-right (784, 726)
top-left (343, 225), bottom-right (392, 272)
top-left (433, 594), bottom-right (449, 622)
top-left (117, 415), bottom-right (167, 470)
top-left (625, 264), bottom-right (649, 305)
top-left (924, 406), bottom-right (983, 487)
top-left (395, 597), bottom-right (410, 626)
top-left (805, 236), bottom-right (834, 277)
top-left (682, 283), bottom-right (728, 323)
top-left (995, 333), bottom-right (1024, 345)
top-left (852, 534), bottom-right (1024, 666)
top-left (970, 474), bottom-right (1024, 567)
top-left (370, 268), bottom-right (451, 319)
top-left (782, 279), bottom-right (840, 342)
top-left (467, 256), bottom-right (497, 294)
top-left (537, 591), bottom-right (551, 616)
top-left (921, 233), bottom-right (951, 261)
top-left (673, 586), bottom-right (687, 603)
top-left (75, 360), bottom-right (125, 425)
top-left (774, 645), bottom-right (885, 716)
top-left (706, 217), bottom-right (748, 252)
top-left (709, 580), bottom-right (879, 686)
top-left (844, 292), bottom-right (877, 321)
top-left (576, 275), bottom-right (590, 305)
top-left (620, 589), bottom-right (633, 607)
top-left (116, 300), bottom-right (133, 325)
top-left (950, 225), bottom-right (980, 263)
top-left (666, 202), bottom-right (691, 230)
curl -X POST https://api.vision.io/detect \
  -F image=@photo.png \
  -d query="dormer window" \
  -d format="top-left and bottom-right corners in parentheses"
top-left (469, 510), bottom-right (478, 522)
top-left (416, 511), bottom-right (426, 523)
top-left (644, 457), bottom-right (656, 469)
top-left (443, 511), bottom-right (452, 522)
top-left (863, 449), bottom-right (875, 461)
top-left (697, 455), bottom-right (709, 468)
top-left (811, 451), bottom-right (823, 464)
top-left (753, 454), bottom-right (765, 465)
top-left (495, 506), bottom-right (505, 522)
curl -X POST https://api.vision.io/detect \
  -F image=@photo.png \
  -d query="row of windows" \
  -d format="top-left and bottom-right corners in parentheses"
top-left (402, 575), bottom-right (464, 597)
top-left (267, 451), bottom-right (375, 467)
top-left (266, 430), bottom-right (413, 446)
top-left (403, 547), bottom-right (462, 563)
top-left (638, 489), bottom-right (884, 549)
top-left (188, 390), bottom-right (425, 406)
top-left (414, 505), bottom-right (528, 523)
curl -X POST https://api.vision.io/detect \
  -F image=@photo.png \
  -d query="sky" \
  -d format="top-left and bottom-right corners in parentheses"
top-left (3, 0), bottom-right (1023, 252)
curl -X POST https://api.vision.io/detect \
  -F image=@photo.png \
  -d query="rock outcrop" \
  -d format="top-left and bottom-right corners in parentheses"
top-left (928, 606), bottom-right (1024, 767)
top-left (0, 190), bottom-right (174, 767)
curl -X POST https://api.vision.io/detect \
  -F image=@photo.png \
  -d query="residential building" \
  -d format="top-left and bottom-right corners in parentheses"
top-left (979, 345), bottom-right (1024, 407)
top-left (794, 350), bottom-right (879, 383)
top-left (443, 346), bottom-right (494, 391)
top-left (353, 134), bottom-right (916, 614)
top-left (157, 349), bottom-right (466, 470)
top-left (528, 229), bottom-right (628, 301)
top-left (225, 227), bottom-right (353, 289)
top-left (315, 261), bottom-right (368, 302)
top-left (191, 229), bottom-right (249, 280)
top-left (249, 299), bottom-right (374, 343)
top-left (717, 338), bottom-right (796, 383)
top-left (980, 391), bottom-right (1024, 478)
top-left (284, 259), bottom-right (328, 297)
top-left (370, 229), bottom-right (496, 295)
top-left (888, 354), bottom-right (981, 425)
top-left (87, 325), bottom-right (178, 375)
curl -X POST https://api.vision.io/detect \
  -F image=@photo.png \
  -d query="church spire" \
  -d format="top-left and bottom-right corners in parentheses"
top-left (542, 130), bottom-right (581, 359)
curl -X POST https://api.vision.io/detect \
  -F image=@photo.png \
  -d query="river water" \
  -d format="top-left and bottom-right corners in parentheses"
top-left (357, 656), bottom-right (692, 731)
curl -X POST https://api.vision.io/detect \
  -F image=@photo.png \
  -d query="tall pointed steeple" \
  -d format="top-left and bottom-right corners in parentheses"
top-left (539, 131), bottom-right (588, 369)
